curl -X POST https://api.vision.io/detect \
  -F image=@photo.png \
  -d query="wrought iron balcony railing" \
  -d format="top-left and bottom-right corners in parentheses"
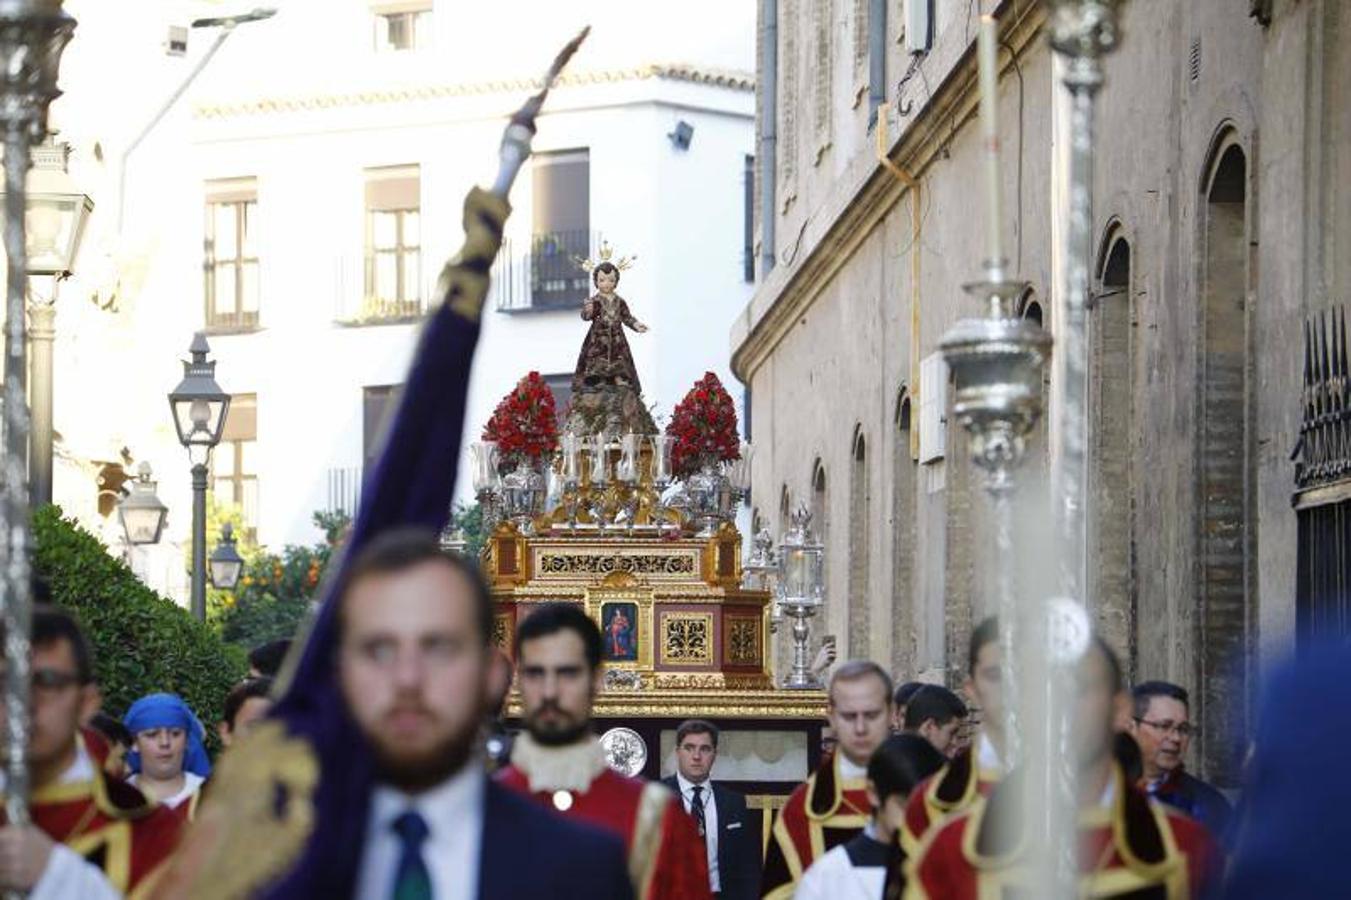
top-left (493, 230), bottom-right (599, 313)
top-left (333, 254), bottom-right (427, 325)
top-left (326, 466), bottom-right (363, 518)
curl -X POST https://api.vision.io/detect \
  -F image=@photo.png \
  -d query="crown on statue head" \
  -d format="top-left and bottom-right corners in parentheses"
top-left (574, 241), bottom-right (637, 274)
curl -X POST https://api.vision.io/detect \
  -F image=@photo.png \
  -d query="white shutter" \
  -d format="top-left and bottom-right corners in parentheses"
top-left (918, 352), bottom-right (947, 464)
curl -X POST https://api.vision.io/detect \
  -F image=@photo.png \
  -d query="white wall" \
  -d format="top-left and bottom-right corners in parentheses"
top-left (42, 0), bottom-right (754, 597)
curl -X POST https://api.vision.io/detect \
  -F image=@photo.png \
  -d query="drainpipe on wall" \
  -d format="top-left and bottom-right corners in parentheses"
top-left (758, 0), bottom-right (777, 279)
top-left (868, 0), bottom-right (886, 119)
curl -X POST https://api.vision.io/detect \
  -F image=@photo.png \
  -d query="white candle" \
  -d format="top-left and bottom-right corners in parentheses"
top-left (978, 14), bottom-right (1004, 271)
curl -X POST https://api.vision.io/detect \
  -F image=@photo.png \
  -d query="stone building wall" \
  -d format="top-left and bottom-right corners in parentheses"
top-left (734, 0), bottom-right (1351, 784)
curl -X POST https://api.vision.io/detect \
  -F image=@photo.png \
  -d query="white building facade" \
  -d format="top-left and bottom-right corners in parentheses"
top-left (42, 0), bottom-right (755, 599)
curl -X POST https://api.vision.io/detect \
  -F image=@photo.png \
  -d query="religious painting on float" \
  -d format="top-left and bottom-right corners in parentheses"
top-left (600, 601), bottom-right (639, 662)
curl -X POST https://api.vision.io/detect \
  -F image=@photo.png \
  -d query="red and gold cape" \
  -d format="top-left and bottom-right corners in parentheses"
top-left (905, 762), bottom-right (1220, 899)
top-left (13, 729), bottom-right (184, 899)
top-left (900, 741), bottom-right (1001, 855)
top-left (496, 735), bottom-right (710, 900)
top-left (760, 752), bottom-right (872, 900)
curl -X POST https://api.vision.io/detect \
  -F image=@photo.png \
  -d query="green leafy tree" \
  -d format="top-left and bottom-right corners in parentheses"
top-left (215, 510), bottom-right (350, 651)
top-left (33, 506), bottom-right (246, 747)
top-left (449, 501), bottom-right (486, 559)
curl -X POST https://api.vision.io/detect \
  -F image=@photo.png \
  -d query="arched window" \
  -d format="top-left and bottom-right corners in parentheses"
top-left (1019, 289), bottom-right (1044, 328)
top-left (891, 388), bottom-right (917, 676)
top-left (1090, 225), bottom-right (1137, 674)
top-left (1197, 137), bottom-right (1252, 786)
top-left (779, 484), bottom-right (792, 536)
top-left (810, 459), bottom-right (828, 556)
top-left (1018, 287), bottom-right (1049, 473)
top-left (848, 427), bottom-right (870, 657)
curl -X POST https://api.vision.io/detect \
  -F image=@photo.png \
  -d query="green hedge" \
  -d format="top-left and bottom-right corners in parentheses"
top-left (33, 505), bottom-right (247, 744)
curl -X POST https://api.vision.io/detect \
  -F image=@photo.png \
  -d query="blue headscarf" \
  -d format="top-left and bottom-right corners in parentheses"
top-left (123, 692), bottom-right (212, 778)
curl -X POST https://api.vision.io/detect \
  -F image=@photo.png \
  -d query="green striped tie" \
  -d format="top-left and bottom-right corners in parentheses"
top-left (390, 811), bottom-right (433, 900)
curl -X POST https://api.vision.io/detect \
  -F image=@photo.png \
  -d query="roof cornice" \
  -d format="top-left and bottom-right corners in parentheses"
top-left (194, 63), bottom-right (755, 119)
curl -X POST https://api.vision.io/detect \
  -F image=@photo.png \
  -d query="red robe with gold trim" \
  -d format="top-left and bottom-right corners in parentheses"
top-left (904, 763), bottom-right (1221, 900)
top-left (760, 752), bottom-right (872, 900)
top-left (23, 730), bottom-right (184, 899)
top-left (900, 742), bottom-right (1000, 855)
top-left (496, 735), bottom-right (711, 900)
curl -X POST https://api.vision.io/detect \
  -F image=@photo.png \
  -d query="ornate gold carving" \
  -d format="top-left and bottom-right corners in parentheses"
top-left (652, 672), bottom-right (771, 691)
top-left (661, 613), bottom-right (713, 664)
top-left (492, 612), bottom-right (514, 651)
top-left (506, 687), bottom-right (826, 719)
top-left (725, 616), bottom-right (762, 666)
top-left (537, 549), bottom-right (697, 580)
top-left (600, 571), bottom-right (640, 588)
top-left (604, 669), bottom-right (646, 690)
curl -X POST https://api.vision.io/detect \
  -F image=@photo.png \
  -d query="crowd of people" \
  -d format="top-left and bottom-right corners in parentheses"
top-left (0, 529), bottom-right (1332, 898)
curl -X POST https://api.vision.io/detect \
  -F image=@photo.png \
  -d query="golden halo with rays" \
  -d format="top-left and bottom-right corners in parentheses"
top-left (573, 240), bottom-right (637, 274)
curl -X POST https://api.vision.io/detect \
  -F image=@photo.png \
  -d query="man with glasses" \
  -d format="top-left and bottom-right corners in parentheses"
top-left (0, 605), bottom-right (183, 897)
top-left (1129, 681), bottom-right (1232, 840)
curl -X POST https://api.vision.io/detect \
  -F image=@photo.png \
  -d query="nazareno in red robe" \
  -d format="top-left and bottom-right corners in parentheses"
top-left (904, 762), bottom-right (1221, 900)
top-left (760, 752), bottom-right (873, 900)
top-left (23, 729), bottom-right (185, 898)
top-left (497, 756), bottom-right (711, 900)
top-left (899, 741), bottom-right (1001, 856)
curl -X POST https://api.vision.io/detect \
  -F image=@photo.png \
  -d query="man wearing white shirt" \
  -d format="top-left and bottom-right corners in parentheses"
top-left (355, 751), bottom-right (486, 899)
top-left (162, 531), bottom-right (634, 899)
top-left (662, 720), bottom-right (759, 900)
top-left (335, 534), bottom-right (636, 900)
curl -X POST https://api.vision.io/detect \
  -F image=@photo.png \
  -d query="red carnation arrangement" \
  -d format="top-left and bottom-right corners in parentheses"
top-left (482, 371), bottom-right (560, 467)
top-left (667, 372), bottom-right (741, 478)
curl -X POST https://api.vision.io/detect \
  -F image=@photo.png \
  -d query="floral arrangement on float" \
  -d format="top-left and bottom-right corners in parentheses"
top-left (666, 372), bottom-right (741, 478)
top-left (480, 371), bottom-right (559, 534)
top-left (666, 372), bottom-right (744, 537)
top-left (482, 371), bottom-right (560, 468)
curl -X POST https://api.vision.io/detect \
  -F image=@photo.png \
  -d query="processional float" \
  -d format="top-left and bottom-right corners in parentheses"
top-left (470, 245), bottom-right (827, 802)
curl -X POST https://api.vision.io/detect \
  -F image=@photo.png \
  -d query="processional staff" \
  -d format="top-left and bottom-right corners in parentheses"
top-left (939, 3), bottom-right (1120, 896)
top-left (0, 0), bottom-right (77, 846)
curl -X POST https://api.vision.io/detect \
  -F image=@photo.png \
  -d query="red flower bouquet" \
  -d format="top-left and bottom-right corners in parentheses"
top-left (666, 372), bottom-right (741, 478)
top-left (482, 372), bottom-right (560, 467)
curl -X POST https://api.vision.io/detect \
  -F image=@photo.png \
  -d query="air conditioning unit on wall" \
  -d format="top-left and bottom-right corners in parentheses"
top-left (905, 0), bottom-right (933, 55)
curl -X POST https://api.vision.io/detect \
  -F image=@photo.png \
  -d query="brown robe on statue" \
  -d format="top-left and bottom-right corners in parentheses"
top-left (573, 293), bottom-right (643, 395)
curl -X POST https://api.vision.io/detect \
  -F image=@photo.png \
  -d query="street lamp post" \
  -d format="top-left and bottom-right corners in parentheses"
top-left (208, 523), bottom-right (243, 591)
top-left (168, 333), bottom-right (230, 621)
top-left (118, 462), bottom-right (169, 546)
top-left (0, 0), bottom-right (79, 837)
top-left (4, 136), bottom-right (95, 507)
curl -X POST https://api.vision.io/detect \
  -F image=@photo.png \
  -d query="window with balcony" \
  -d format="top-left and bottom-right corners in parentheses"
top-left (204, 178), bottom-right (259, 331)
top-left (363, 165), bottom-right (422, 322)
top-left (529, 149), bottom-right (591, 310)
top-left (372, 2), bottom-right (431, 52)
top-left (213, 393), bottom-right (258, 539)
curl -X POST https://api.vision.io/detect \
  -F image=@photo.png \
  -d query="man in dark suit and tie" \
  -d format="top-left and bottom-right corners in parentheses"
top-left (663, 720), bottom-right (761, 900)
top-left (158, 532), bottom-right (634, 899)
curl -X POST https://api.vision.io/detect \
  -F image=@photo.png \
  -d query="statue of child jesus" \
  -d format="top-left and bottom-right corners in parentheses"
top-left (572, 261), bottom-right (648, 396)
